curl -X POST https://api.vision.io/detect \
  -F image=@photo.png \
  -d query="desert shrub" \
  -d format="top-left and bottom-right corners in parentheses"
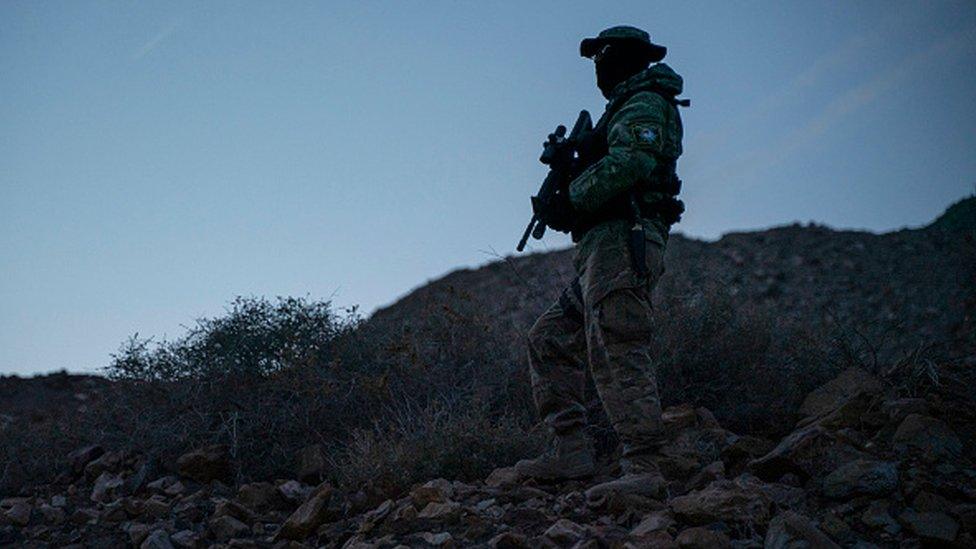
top-left (1, 418), bottom-right (82, 495)
top-left (108, 296), bottom-right (355, 381)
top-left (650, 280), bottom-right (836, 435)
top-left (60, 294), bottom-right (540, 495)
top-left (335, 399), bottom-right (543, 500)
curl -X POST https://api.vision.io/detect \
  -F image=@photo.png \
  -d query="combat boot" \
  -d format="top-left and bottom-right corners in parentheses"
top-left (584, 451), bottom-right (666, 502)
top-left (515, 431), bottom-right (596, 481)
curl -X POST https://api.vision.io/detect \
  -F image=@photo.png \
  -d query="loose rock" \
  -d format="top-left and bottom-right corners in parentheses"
top-left (544, 518), bottom-right (585, 544)
top-left (277, 485), bottom-right (336, 540)
top-left (764, 511), bottom-right (839, 549)
top-left (898, 509), bottom-right (959, 543)
top-left (676, 526), bottom-right (730, 548)
top-left (140, 529), bottom-right (174, 549)
top-left (892, 414), bottom-right (962, 460)
top-left (821, 459), bottom-right (897, 499)
top-left (670, 477), bottom-right (771, 527)
top-left (210, 514), bottom-right (250, 541)
top-left (176, 445), bottom-right (231, 483)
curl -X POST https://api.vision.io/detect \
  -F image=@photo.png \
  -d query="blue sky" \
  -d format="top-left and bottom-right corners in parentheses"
top-left (2, 1), bottom-right (975, 375)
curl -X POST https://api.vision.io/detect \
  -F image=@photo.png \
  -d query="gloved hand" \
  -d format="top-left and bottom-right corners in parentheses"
top-left (533, 192), bottom-right (576, 233)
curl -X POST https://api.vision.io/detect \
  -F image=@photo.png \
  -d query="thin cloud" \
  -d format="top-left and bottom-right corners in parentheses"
top-left (688, 1), bottom-right (922, 163)
top-left (131, 21), bottom-right (179, 60)
top-left (696, 27), bottom-right (974, 185)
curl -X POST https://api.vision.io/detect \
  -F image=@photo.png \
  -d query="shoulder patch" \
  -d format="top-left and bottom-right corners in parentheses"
top-left (630, 123), bottom-right (663, 151)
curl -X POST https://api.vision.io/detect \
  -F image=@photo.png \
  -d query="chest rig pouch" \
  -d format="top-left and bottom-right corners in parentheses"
top-left (570, 86), bottom-right (687, 244)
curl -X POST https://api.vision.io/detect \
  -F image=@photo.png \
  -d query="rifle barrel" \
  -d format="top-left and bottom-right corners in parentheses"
top-left (516, 216), bottom-right (537, 252)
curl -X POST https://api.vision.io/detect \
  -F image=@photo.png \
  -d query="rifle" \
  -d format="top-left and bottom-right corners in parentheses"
top-left (516, 110), bottom-right (593, 252)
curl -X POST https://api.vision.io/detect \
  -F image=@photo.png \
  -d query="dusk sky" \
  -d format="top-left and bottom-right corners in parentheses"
top-left (2, 1), bottom-right (975, 375)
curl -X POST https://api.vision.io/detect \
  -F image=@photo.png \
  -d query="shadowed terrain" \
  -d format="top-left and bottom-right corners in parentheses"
top-left (1, 198), bottom-right (974, 547)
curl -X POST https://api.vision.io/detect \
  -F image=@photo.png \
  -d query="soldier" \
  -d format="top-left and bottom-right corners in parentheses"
top-left (515, 26), bottom-right (685, 498)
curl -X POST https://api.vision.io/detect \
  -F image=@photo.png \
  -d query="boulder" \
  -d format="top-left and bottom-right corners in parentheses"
top-left (100, 500), bottom-right (127, 522)
top-left (861, 500), bottom-right (900, 534)
top-left (176, 444), bottom-right (231, 483)
top-left (417, 501), bottom-right (461, 522)
top-left (277, 480), bottom-right (311, 504)
top-left (163, 480), bottom-right (185, 497)
top-left (277, 484), bottom-right (336, 540)
top-left (358, 499), bottom-right (394, 534)
top-left (821, 460), bottom-right (897, 499)
top-left (881, 397), bottom-right (927, 422)
top-left (669, 477), bottom-right (771, 527)
top-left (237, 482), bottom-right (279, 511)
top-left (142, 495), bottom-right (171, 519)
top-left (90, 472), bottom-right (124, 503)
top-left (892, 414), bottom-right (962, 460)
top-left (213, 499), bottom-right (257, 523)
top-left (488, 531), bottom-right (530, 548)
top-left (630, 510), bottom-right (675, 537)
top-left (749, 423), bottom-right (866, 481)
top-left (720, 435), bottom-right (775, 474)
top-left (543, 518), bottom-right (585, 544)
top-left (146, 475), bottom-right (178, 493)
top-left (84, 450), bottom-right (124, 481)
top-left (125, 522), bottom-right (152, 545)
top-left (126, 459), bottom-right (156, 496)
top-left (585, 472), bottom-right (668, 504)
top-left (798, 367), bottom-right (882, 420)
top-left (675, 526), bottom-right (730, 548)
top-left (140, 530), bottom-right (174, 549)
top-left (764, 511), bottom-right (840, 549)
top-left (3, 501), bottom-right (32, 526)
top-left (815, 391), bottom-right (878, 430)
top-left (737, 474), bottom-right (807, 512)
top-left (69, 507), bottom-right (99, 525)
top-left (410, 479), bottom-right (454, 507)
top-left (418, 531), bottom-right (455, 546)
top-left (898, 509), bottom-right (959, 543)
top-left (209, 514), bottom-right (250, 541)
top-left (169, 530), bottom-right (198, 548)
top-left (484, 467), bottom-right (521, 488)
top-left (67, 445), bottom-right (104, 475)
top-left (684, 460), bottom-right (725, 493)
top-left (37, 504), bottom-right (64, 525)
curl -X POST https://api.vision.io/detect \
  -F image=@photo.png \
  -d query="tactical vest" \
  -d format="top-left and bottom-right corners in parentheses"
top-left (570, 85), bottom-right (687, 242)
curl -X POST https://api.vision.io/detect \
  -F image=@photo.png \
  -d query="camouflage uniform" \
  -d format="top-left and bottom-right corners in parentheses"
top-left (527, 62), bottom-right (684, 469)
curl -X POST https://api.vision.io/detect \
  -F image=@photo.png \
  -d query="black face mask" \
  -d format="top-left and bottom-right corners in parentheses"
top-left (594, 48), bottom-right (648, 99)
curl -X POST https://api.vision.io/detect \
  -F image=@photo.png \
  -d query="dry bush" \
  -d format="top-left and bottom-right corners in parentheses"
top-left (1, 419), bottom-right (81, 495)
top-left (8, 285), bottom-right (958, 497)
top-left (650, 281), bottom-right (837, 435)
top-left (16, 294), bottom-right (543, 498)
top-left (335, 400), bottom-right (543, 501)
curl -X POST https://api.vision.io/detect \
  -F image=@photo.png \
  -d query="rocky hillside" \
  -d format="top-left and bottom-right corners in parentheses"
top-left (2, 197), bottom-right (974, 547)
top-left (371, 198), bottom-right (976, 358)
top-left (3, 364), bottom-right (975, 547)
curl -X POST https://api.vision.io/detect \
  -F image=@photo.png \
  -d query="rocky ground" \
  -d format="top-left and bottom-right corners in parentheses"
top-left (3, 364), bottom-right (974, 548)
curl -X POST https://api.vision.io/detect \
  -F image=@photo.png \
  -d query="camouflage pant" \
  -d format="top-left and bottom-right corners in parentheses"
top-left (528, 221), bottom-right (665, 457)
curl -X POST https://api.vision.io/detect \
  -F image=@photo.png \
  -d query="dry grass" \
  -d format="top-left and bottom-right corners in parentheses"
top-left (2, 290), bottom-right (959, 498)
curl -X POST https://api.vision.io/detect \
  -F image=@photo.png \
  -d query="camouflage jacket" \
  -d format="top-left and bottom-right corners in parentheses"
top-left (568, 64), bottom-right (684, 255)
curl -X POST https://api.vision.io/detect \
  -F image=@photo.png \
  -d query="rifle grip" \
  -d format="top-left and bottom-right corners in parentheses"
top-left (532, 222), bottom-right (547, 240)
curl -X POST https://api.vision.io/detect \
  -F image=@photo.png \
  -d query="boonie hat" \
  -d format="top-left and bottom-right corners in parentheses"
top-left (580, 25), bottom-right (667, 62)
